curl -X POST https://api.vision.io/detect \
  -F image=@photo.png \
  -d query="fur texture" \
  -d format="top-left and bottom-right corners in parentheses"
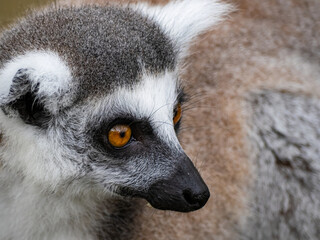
top-left (0, 1), bottom-right (231, 239)
top-left (0, 51), bottom-right (73, 114)
top-left (1, 0), bottom-right (320, 239)
top-left (132, 0), bottom-right (232, 58)
top-left (246, 91), bottom-right (320, 239)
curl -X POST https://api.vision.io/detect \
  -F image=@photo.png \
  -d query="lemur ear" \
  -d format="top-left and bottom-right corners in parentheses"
top-left (0, 51), bottom-right (73, 126)
top-left (134, 0), bottom-right (232, 59)
top-left (0, 68), bottom-right (52, 126)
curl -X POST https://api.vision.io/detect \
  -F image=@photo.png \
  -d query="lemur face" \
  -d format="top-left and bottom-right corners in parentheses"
top-left (0, 1), bottom-right (230, 212)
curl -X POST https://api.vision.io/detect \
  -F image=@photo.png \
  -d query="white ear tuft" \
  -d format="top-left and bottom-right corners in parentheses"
top-left (133, 0), bottom-right (232, 57)
top-left (0, 51), bottom-right (73, 113)
top-left (0, 51), bottom-right (71, 98)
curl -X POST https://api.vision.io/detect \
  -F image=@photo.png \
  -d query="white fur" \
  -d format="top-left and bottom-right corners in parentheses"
top-left (0, 106), bottom-right (110, 240)
top-left (87, 70), bottom-right (183, 151)
top-left (116, 71), bottom-right (181, 149)
top-left (0, 111), bottom-right (91, 239)
top-left (0, 50), bottom-right (88, 238)
top-left (133, 0), bottom-right (232, 57)
top-left (0, 112), bottom-right (79, 188)
top-left (0, 51), bottom-right (73, 113)
top-left (0, 166), bottom-right (102, 240)
top-left (0, 51), bottom-right (77, 189)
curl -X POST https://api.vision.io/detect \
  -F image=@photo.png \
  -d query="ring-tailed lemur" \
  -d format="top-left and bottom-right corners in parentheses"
top-left (0, 0), bottom-right (231, 239)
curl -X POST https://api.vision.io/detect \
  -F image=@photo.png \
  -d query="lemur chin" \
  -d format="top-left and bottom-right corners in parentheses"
top-left (0, 0), bottom-right (231, 239)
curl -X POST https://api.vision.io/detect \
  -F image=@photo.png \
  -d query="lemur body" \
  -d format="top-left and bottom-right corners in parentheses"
top-left (0, 1), bottom-right (230, 239)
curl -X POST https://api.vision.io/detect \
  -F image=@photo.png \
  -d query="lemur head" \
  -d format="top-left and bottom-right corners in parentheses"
top-left (0, 0), bottom-right (230, 212)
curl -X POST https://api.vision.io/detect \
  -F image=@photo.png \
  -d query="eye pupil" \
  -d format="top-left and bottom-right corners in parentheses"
top-left (108, 124), bottom-right (132, 148)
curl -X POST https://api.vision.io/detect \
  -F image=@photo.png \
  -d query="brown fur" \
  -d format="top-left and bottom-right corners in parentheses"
top-left (3, 0), bottom-right (320, 238)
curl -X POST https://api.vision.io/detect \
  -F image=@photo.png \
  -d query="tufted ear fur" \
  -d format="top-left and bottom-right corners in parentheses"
top-left (0, 51), bottom-right (74, 126)
top-left (133, 0), bottom-right (232, 59)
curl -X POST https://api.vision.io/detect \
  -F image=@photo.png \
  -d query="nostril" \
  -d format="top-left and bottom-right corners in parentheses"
top-left (183, 189), bottom-right (198, 205)
top-left (183, 189), bottom-right (210, 206)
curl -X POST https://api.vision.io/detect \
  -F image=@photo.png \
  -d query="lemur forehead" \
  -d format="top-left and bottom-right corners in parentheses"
top-left (0, 6), bottom-right (176, 100)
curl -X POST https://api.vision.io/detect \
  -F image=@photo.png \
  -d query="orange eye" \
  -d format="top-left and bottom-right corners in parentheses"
top-left (108, 124), bottom-right (132, 148)
top-left (173, 103), bottom-right (182, 125)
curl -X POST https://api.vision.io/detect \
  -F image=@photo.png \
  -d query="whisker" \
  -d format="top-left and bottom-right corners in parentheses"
top-left (146, 102), bottom-right (173, 122)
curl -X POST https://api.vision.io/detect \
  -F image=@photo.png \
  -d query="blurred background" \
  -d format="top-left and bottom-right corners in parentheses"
top-left (0, 0), bottom-right (53, 29)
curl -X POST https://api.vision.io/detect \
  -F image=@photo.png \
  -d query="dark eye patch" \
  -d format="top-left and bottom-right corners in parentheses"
top-left (91, 117), bottom-right (156, 157)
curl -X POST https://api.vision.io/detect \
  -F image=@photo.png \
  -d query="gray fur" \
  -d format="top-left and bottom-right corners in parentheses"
top-left (245, 91), bottom-right (320, 240)
top-left (0, 6), bottom-right (176, 100)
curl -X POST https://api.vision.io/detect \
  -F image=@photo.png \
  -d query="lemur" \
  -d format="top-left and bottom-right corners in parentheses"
top-left (0, 0), bottom-right (231, 239)
top-left (63, 1), bottom-right (320, 240)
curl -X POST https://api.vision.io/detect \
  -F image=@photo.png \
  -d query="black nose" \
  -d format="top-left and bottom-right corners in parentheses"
top-left (183, 188), bottom-right (210, 208)
top-left (145, 154), bottom-right (210, 212)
